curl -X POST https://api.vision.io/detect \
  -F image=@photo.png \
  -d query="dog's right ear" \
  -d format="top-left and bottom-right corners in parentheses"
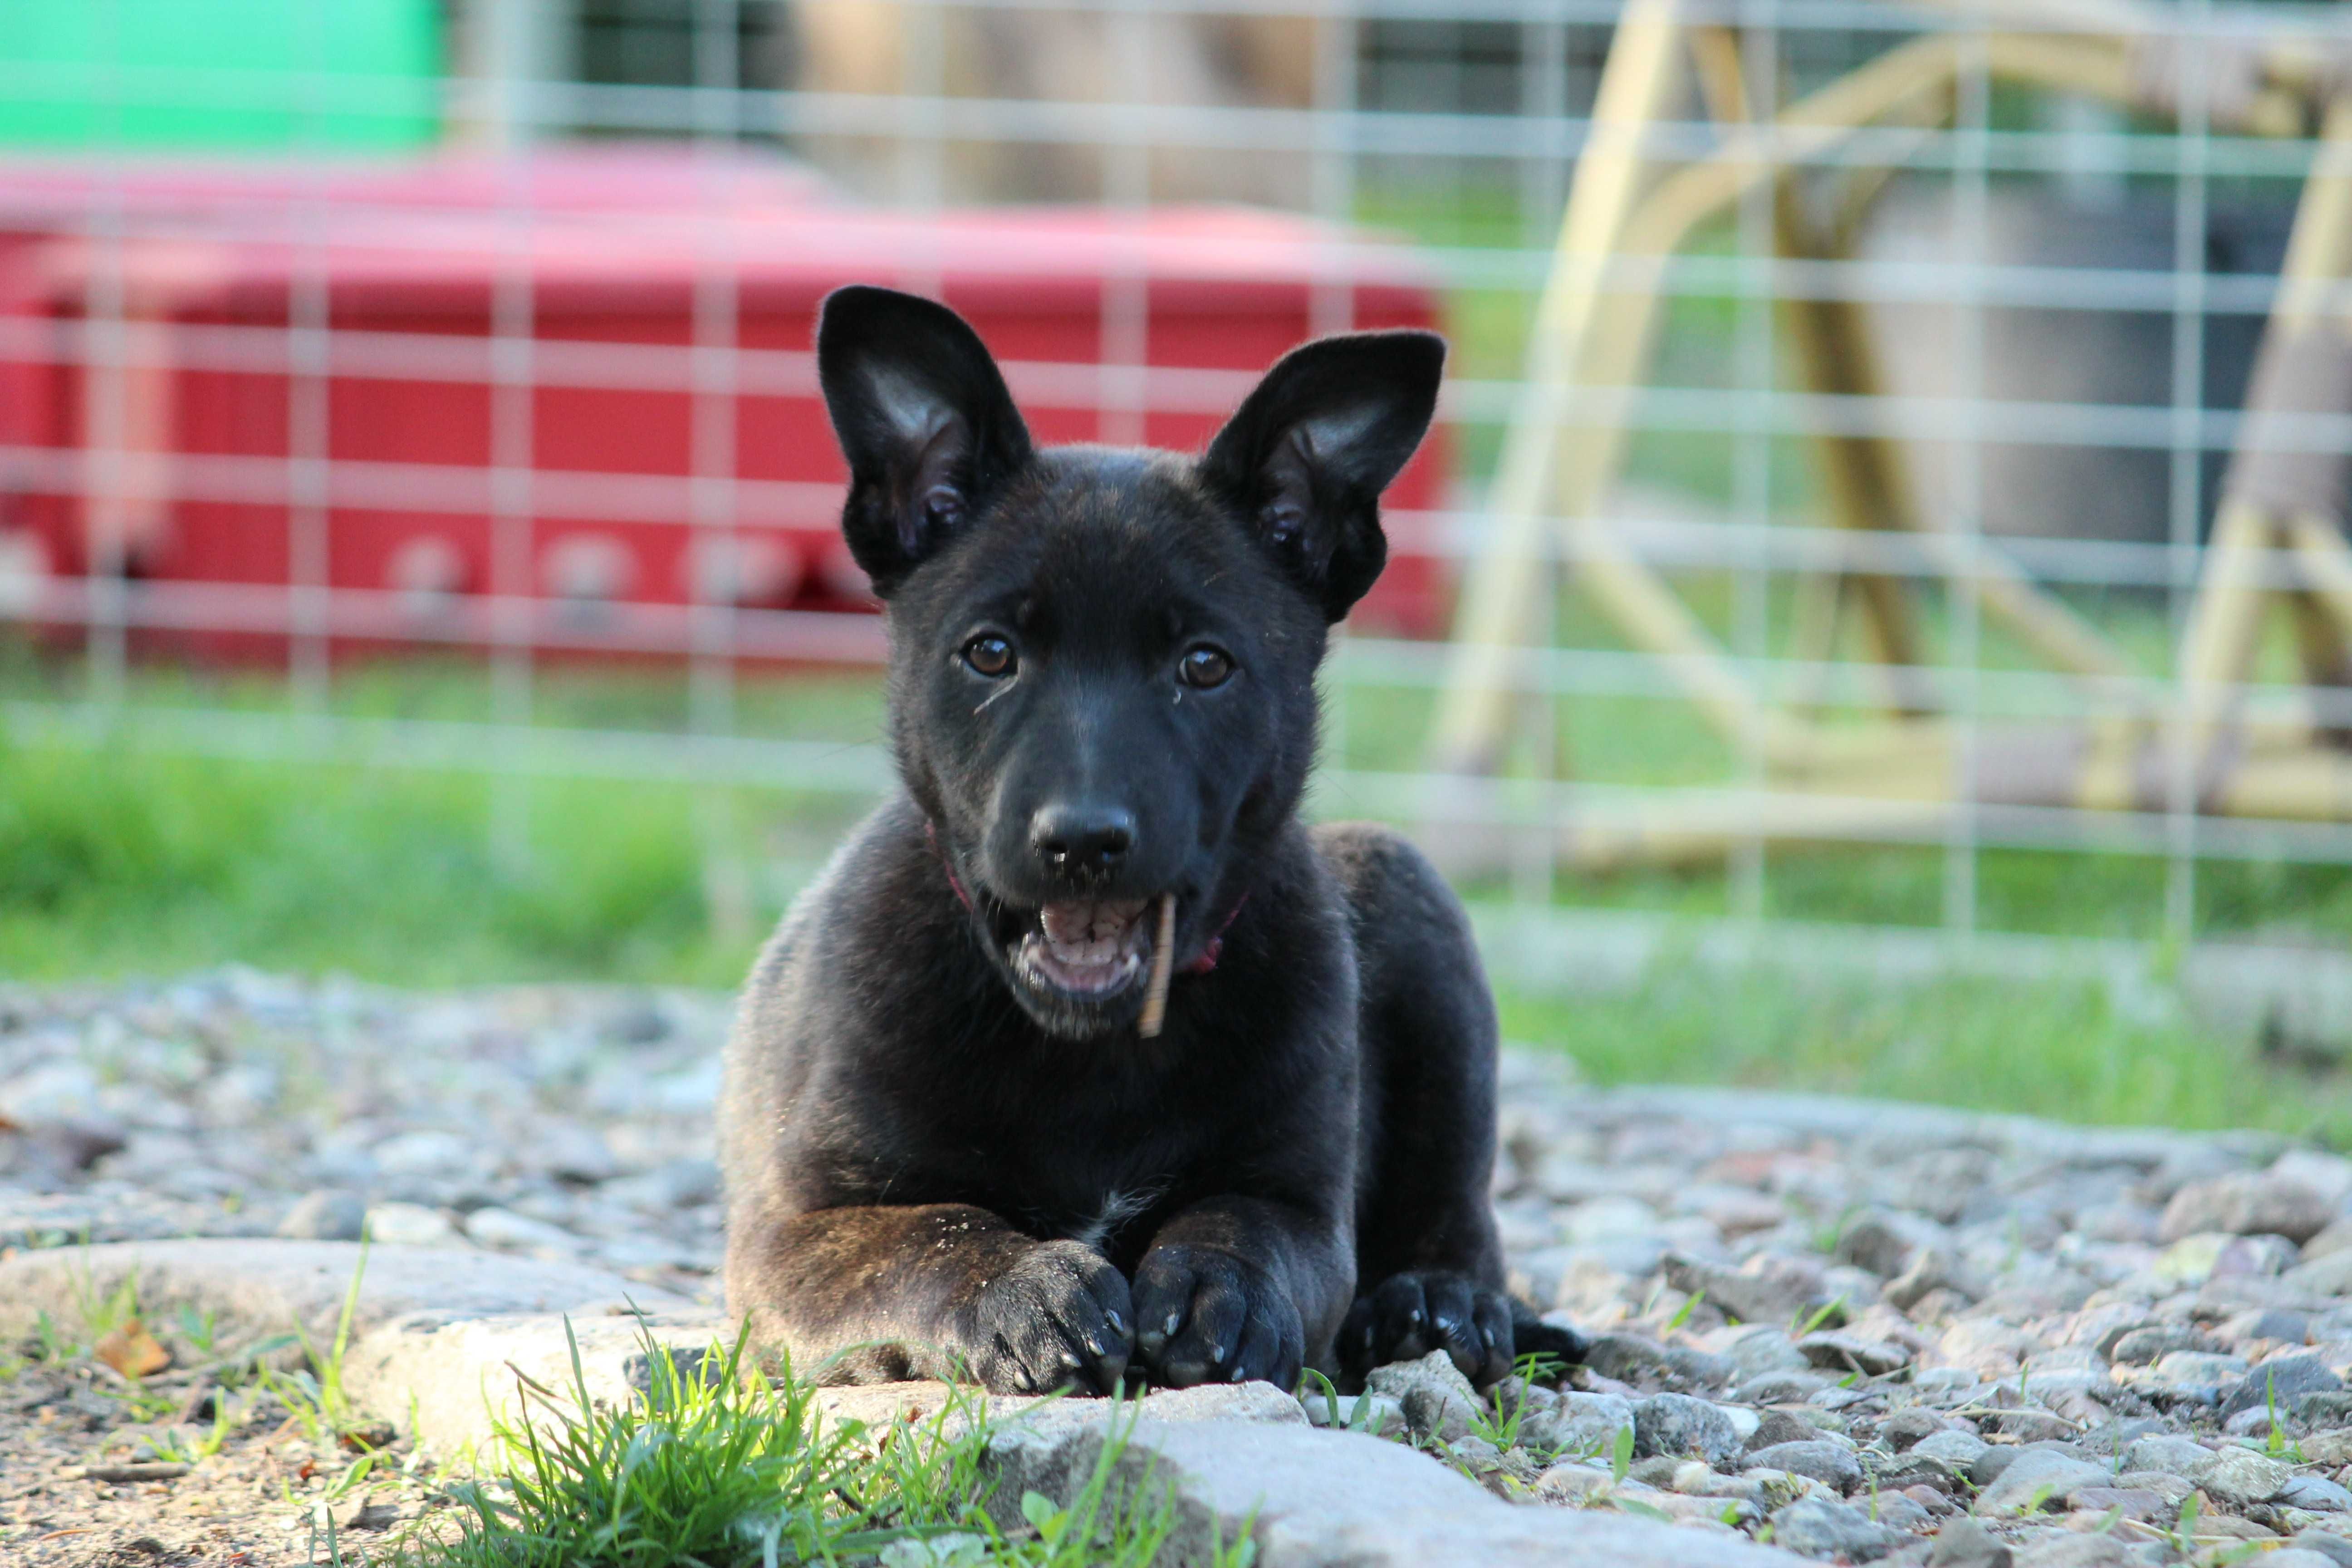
top-left (816, 286), bottom-right (1033, 597)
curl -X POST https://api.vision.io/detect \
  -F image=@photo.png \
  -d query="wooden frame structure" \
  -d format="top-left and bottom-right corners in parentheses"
top-left (1431, 0), bottom-right (2352, 871)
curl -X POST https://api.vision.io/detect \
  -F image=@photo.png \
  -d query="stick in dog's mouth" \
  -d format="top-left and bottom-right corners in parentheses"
top-left (1138, 892), bottom-right (1177, 1038)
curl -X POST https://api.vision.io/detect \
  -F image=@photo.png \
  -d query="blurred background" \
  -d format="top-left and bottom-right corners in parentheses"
top-left (8, 0), bottom-right (2352, 1135)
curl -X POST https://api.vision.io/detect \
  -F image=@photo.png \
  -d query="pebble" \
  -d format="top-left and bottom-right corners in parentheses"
top-left (1928, 1517), bottom-right (2013, 1568)
top-left (1770, 1497), bottom-right (1907, 1562)
top-left (2219, 1352), bottom-right (2343, 1418)
top-left (1743, 1441), bottom-right (1862, 1493)
top-left (1632, 1393), bottom-right (1743, 1470)
top-left (1973, 1451), bottom-right (2111, 1518)
top-left (364, 1201), bottom-right (460, 1247)
top-left (2161, 1172), bottom-right (2336, 1245)
top-left (275, 1188), bottom-right (365, 1241)
top-left (2200, 1446), bottom-right (2297, 1506)
top-left (2291, 1531), bottom-right (2352, 1565)
top-left (1517, 1390), bottom-right (1632, 1456)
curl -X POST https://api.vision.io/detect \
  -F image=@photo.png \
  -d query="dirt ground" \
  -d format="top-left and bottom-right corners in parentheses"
top-left (1, 1358), bottom-right (437, 1568)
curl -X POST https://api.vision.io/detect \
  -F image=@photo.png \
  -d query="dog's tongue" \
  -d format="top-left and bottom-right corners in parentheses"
top-left (1040, 898), bottom-right (1147, 966)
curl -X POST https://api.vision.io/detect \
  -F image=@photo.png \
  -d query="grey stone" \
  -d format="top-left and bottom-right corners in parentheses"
top-left (2107, 1324), bottom-right (2213, 1366)
top-left (1878, 1409), bottom-right (1951, 1452)
top-left (2162, 1173), bottom-right (2335, 1245)
top-left (1980, 1411), bottom-right (2088, 1445)
top-left (1771, 1498), bottom-right (1908, 1562)
top-left (363, 1201), bottom-right (461, 1247)
top-left (1532, 1461), bottom-right (1622, 1504)
top-left (2284, 1474), bottom-right (2352, 1513)
top-left (1665, 1252), bottom-right (1836, 1329)
top-left (1872, 1492), bottom-right (1936, 1533)
top-left (985, 1405), bottom-right (1806, 1566)
top-left (1744, 1441), bottom-right (1864, 1494)
top-left (2147, 1349), bottom-right (2249, 1387)
top-left (2199, 1446), bottom-right (2296, 1505)
top-left (1911, 1430), bottom-right (1991, 1469)
top-left (1872, 1453), bottom-right (1960, 1494)
top-left (2224, 1308), bottom-right (2313, 1345)
top-left (1798, 1333), bottom-right (1912, 1377)
top-left (2298, 1391), bottom-right (2352, 1425)
top-left (275, 1189), bottom-right (365, 1241)
top-left (2286, 1250), bottom-right (2352, 1297)
top-left (1927, 1516), bottom-right (2013, 1568)
top-left (2120, 1434), bottom-right (2218, 1480)
top-left (1836, 1210), bottom-right (1948, 1279)
top-left (1723, 1327), bottom-right (1813, 1382)
top-left (1971, 1451), bottom-right (2111, 1517)
top-left (1365, 1352), bottom-right (1480, 1444)
top-left (1634, 1393), bottom-right (1744, 1470)
top-left (2220, 1353), bottom-right (2343, 1419)
top-left (2290, 1530), bottom-right (2352, 1567)
top-left (1628, 1455), bottom-right (1686, 1488)
top-left (1518, 1391), bottom-right (1635, 1458)
top-left (1888, 1250), bottom-right (1978, 1312)
top-left (828, 1382), bottom-right (1317, 1439)
top-left (2068, 1487), bottom-right (2165, 1520)
top-left (531, 1122), bottom-right (621, 1184)
top-left (2109, 1471), bottom-right (2196, 1505)
top-left (1364, 1349), bottom-right (1475, 1408)
top-left (1585, 1332), bottom-right (1735, 1391)
top-left (1967, 1447), bottom-right (2024, 1489)
top-left (1750, 1410), bottom-right (1848, 1450)
top-left (2012, 1536), bottom-right (2131, 1568)
top-left (2305, 1219), bottom-right (2352, 1264)
top-left (1399, 1384), bottom-right (1478, 1445)
top-left (2270, 1555), bottom-right (2352, 1568)
top-left (463, 1206), bottom-right (582, 1254)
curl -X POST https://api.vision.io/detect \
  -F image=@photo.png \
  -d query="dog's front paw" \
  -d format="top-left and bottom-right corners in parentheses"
top-left (961, 1239), bottom-right (1134, 1395)
top-left (1340, 1271), bottom-right (1514, 1388)
top-left (1131, 1244), bottom-right (1304, 1390)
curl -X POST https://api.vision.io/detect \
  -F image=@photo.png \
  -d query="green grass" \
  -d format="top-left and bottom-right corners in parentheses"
top-left (398, 1322), bottom-right (1257, 1568)
top-left (1501, 965), bottom-right (2352, 1145)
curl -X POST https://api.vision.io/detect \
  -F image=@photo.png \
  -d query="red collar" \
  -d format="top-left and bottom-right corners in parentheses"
top-left (925, 820), bottom-right (1245, 975)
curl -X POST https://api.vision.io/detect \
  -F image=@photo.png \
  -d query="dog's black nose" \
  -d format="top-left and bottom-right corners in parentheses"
top-left (1030, 803), bottom-right (1136, 876)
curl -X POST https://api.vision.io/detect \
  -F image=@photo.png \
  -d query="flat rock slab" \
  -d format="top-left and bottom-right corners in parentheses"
top-left (990, 1411), bottom-right (1803, 1567)
top-left (814, 1377), bottom-right (1310, 1434)
top-left (0, 1239), bottom-right (694, 1347)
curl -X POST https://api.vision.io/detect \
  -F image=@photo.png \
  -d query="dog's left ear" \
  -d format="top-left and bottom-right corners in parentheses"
top-left (1197, 330), bottom-right (1444, 622)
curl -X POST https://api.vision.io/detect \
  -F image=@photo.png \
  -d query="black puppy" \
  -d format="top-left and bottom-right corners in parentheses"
top-left (720, 285), bottom-right (1579, 1395)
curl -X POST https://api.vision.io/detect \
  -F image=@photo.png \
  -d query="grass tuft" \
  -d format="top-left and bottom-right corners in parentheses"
top-left (394, 1318), bottom-right (1257, 1568)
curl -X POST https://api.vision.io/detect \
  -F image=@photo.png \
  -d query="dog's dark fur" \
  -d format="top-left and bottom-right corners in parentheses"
top-left (719, 286), bottom-right (1582, 1395)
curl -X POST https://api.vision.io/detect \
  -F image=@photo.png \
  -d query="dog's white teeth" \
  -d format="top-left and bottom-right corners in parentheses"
top-left (1039, 899), bottom-right (1147, 951)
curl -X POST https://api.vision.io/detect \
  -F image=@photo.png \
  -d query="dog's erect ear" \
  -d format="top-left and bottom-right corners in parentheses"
top-left (816, 286), bottom-right (1033, 596)
top-left (1197, 330), bottom-right (1443, 622)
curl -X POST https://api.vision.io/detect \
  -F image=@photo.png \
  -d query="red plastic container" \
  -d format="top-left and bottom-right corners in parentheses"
top-left (0, 151), bottom-right (1452, 663)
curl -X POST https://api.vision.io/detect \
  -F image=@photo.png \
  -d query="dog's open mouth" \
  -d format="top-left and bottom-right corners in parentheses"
top-left (1014, 897), bottom-right (1152, 998)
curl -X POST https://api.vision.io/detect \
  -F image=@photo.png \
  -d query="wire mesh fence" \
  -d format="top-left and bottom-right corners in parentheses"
top-left (8, 0), bottom-right (2352, 1007)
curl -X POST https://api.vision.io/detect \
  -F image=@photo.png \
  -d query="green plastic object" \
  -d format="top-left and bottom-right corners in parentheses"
top-left (0, 0), bottom-right (442, 151)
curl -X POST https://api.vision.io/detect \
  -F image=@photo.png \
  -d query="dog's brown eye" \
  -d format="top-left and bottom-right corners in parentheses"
top-left (963, 635), bottom-right (1016, 678)
top-left (1179, 645), bottom-right (1234, 689)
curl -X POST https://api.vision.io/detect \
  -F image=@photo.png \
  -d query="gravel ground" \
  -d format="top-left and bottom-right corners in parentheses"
top-left (15, 971), bottom-right (2352, 1565)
